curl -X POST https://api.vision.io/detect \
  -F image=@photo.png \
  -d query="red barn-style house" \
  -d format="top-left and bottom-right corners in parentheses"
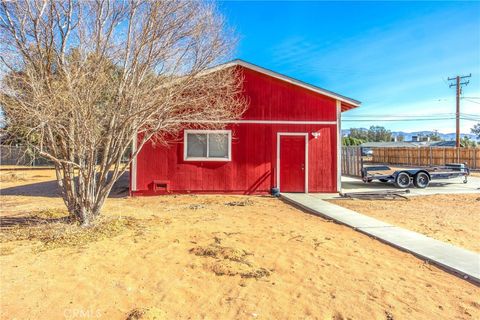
top-left (130, 60), bottom-right (360, 195)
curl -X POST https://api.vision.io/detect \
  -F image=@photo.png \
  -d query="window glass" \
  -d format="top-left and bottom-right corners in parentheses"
top-left (186, 133), bottom-right (207, 157)
top-left (208, 133), bottom-right (229, 158)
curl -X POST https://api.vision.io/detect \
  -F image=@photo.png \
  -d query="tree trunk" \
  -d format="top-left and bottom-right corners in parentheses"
top-left (77, 206), bottom-right (93, 227)
top-left (55, 162), bottom-right (120, 227)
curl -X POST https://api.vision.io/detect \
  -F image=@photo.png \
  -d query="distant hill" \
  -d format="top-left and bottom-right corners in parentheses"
top-left (341, 129), bottom-right (478, 141)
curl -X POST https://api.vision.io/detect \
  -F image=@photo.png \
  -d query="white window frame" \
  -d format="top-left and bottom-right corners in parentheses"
top-left (183, 129), bottom-right (232, 161)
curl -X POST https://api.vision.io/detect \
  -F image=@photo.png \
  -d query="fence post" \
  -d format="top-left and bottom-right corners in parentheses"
top-left (346, 148), bottom-right (350, 176)
top-left (359, 147), bottom-right (363, 172)
top-left (429, 146), bottom-right (432, 166)
top-left (474, 148), bottom-right (477, 169)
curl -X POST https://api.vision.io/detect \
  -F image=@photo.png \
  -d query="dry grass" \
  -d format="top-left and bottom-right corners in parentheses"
top-left (0, 214), bottom-right (142, 252)
top-left (1, 169), bottom-right (479, 319)
top-left (223, 199), bottom-right (254, 207)
top-left (126, 307), bottom-right (167, 320)
top-left (190, 238), bottom-right (271, 279)
top-left (0, 172), bottom-right (27, 183)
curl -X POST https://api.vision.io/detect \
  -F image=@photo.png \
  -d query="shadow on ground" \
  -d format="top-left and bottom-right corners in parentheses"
top-left (0, 172), bottom-right (130, 198)
top-left (343, 180), bottom-right (450, 190)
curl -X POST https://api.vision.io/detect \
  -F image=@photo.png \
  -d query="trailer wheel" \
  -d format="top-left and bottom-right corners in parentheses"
top-left (413, 172), bottom-right (430, 188)
top-left (395, 172), bottom-right (411, 188)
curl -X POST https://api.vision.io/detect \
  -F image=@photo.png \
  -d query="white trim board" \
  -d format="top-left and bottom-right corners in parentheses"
top-left (336, 100), bottom-right (342, 193)
top-left (202, 59), bottom-right (361, 108)
top-left (131, 133), bottom-right (138, 192)
top-left (175, 120), bottom-right (337, 125)
top-left (276, 132), bottom-right (309, 193)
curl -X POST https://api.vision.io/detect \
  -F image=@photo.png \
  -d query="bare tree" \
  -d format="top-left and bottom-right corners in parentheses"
top-left (0, 0), bottom-right (246, 226)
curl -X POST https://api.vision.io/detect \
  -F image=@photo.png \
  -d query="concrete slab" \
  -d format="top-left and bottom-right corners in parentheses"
top-left (281, 192), bottom-right (480, 284)
top-left (315, 175), bottom-right (480, 200)
top-left (343, 175), bottom-right (480, 195)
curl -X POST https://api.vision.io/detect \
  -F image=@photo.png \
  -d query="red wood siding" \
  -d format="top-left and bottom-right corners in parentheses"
top-left (132, 65), bottom-right (341, 195)
top-left (240, 67), bottom-right (337, 121)
top-left (134, 123), bottom-right (337, 194)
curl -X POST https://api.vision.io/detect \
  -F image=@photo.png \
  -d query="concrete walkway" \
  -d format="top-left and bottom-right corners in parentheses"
top-left (281, 193), bottom-right (480, 284)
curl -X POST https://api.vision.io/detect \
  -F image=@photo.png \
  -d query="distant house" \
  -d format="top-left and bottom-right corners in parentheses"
top-left (130, 60), bottom-right (361, 196)
top-left (427, 141), bottom-right (461, 147)
top-left (359, 140), bottom-right (463, 148)
top-left (360, 141), bottom-right (420, 148)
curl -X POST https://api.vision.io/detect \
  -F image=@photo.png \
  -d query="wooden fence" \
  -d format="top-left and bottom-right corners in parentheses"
top-left (371, 147), bottom-right (480, 169)
top-left (341, 146), bottom-right (363, 177)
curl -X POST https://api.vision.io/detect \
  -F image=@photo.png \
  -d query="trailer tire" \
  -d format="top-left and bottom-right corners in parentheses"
top-left (413, 172), bottom-right (430, 188)
top-left (395, 172), bottom-right (411, 188)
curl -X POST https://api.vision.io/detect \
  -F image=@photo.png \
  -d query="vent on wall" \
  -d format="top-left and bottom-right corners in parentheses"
top-left (152, 180), bottom-right (170, 192)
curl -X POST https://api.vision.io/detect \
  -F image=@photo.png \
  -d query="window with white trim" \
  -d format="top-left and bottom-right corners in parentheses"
top-left (184, 130), bottom-right (232, 161)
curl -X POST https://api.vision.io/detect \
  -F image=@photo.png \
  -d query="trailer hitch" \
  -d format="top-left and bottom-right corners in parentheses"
top-left (339, 189), bottom-right (411, 200)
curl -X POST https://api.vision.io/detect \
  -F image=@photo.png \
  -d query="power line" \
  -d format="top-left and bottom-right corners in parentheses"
top-left (345, 110), bottom-right (480, 118)
top-left (343, 112), bottom-right (455, 117)
top-left (342, 117), bottom-right (479, 122)
top-left (343, 112), bottom-right (479, 120)
top-left (463, 98), bottom-right (480, 105)
top-left (447, 73), bottom-right (472, 147)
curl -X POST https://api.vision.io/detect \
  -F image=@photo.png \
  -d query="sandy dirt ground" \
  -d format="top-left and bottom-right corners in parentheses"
top-left (329, 194), bottom-right (480, 253)
top-left (470, 171), bottom-right (480, 178)
top-left (1, 169), bottom-right (479, 320)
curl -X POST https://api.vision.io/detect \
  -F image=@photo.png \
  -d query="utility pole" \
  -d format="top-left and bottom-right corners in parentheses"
top-left (448, 74), bottom-right (471, 147)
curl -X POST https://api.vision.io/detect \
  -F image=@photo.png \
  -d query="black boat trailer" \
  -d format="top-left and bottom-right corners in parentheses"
top-left (361, 163), bottom-right (470, 189)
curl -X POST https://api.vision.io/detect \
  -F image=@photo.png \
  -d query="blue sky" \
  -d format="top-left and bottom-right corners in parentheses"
top-left (219, 1), bottom-right (480, 134)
